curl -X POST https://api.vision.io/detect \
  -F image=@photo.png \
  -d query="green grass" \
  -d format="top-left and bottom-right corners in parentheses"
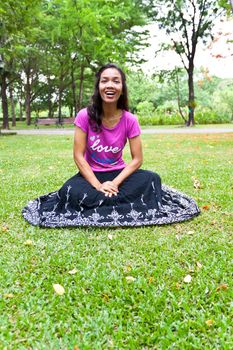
top-left (0, 133), bottom-right (232, 349)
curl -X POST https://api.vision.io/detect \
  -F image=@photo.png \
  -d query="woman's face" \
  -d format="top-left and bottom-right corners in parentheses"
top-left (99, 68), bottom-right (123, 105)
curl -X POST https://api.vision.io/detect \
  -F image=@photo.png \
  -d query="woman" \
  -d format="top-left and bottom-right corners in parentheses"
top-left (22, 63), bottom-right (200, 227)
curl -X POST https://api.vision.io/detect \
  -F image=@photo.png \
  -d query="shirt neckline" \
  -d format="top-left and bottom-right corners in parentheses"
top-left (101, 110), bottom-right (125, 131)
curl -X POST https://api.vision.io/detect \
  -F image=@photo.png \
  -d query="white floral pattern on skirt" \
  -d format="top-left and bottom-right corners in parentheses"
top-left (22, 170), bottom-right (200, 228)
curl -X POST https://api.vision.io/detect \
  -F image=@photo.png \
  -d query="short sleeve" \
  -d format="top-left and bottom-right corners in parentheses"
top-left (74, 108), bottom-right (89, 133)
top-left (126, 113), bottom-right (141, 139)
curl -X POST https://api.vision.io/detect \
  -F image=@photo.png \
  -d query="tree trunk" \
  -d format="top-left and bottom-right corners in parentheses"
top-left (175, 68), bottom-right (187, 124)
top-left (47, 77), bottom-right (53, 118)
top-left (25, 72), bottom-right (31, 125)
top-left (19, 102), bottom-right (23, 121)
top-left (187, 63), bottom-right (195, 126)
top-left (9, 83), bottom-right (16, 126)
top-left (71, 64), bottom-right (77, 117)
top-left (58, 85), bottom-right (62, 123)
top-left (1, 71), bottom-right (9, 129)
top-left (57, 67), bottom-right (65, 124)
top-left (77, 65), bottom-right (84, 112)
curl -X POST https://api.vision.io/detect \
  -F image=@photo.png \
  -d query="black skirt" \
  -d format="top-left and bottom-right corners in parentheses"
top-left (22, 169), bottom-right (200, 228)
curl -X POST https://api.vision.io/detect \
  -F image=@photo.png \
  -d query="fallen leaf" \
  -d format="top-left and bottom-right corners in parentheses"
top-left (211, 220), bottom-right (217, 225)
top-left (176, 283), bottom-right (181, 289)
top-left (216, 283), bottom-right (228, 292)
top-left (108, 234), bottom-right (113, 240)
top-left (202, 205), bottom-right (210, 210)
top-left (205, 319), bottom-right (214, 327)
top-left (24, 239), bottom-right (33, 246)
top-left (126, 276), bottom-right (135, 283)
top-left (102, 293), bottom-right (110, 302)
top-left (3, 293), bottom-right (14, 299)
top-left (148, 277), bottom-right (154, 284)
top-left (53, 284), bottom-right (65, 295)
top-left (74, 346), bottom-right (80, 350)
top-left (196, 261), bottom-right (202, 269)
top-left (183, 274), bottom-right (192, 283)
top-left (1, 225), bottom-right (9, 232)
top-left (68, 268), bottom-right (78, 275)
top-left (192, 177), bottom-right (202, 189)
top-left (187, 230), bottom-right (194, 235)
top-left (123, 265), bottom-right (132, 273)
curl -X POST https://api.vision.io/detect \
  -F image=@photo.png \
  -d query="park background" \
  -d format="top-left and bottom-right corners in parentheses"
top-left (0, 0), bottom-right (233, 129)
top-left (0, 1), bottom-right (233, 349)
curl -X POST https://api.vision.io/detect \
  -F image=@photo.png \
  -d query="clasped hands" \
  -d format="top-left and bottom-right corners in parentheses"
top-left (97, 181), bottom-right (119, 197)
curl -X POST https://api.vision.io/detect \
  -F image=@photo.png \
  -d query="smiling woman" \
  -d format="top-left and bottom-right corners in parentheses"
top-left (22, 63), bottom-right (200, 228)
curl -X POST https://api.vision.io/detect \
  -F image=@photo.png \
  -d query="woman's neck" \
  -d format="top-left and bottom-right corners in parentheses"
top-left (102, 103), bottom-right (119, 119)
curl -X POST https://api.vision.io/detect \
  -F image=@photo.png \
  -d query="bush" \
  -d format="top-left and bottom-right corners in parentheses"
top-left (136, 101), bottom-right (155, 118)
top-left (137, 105), bottom-right (232, 126)
top-left (195, 107), bottom-right (232, 124)
top-left (138, 112), bottom-right (183, 126)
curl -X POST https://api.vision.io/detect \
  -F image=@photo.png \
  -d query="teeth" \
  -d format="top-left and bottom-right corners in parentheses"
top-left (106, 92), bottom-right (115, 96)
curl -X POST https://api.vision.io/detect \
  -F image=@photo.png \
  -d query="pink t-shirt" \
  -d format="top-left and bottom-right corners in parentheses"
top-left (74, 108), bottom-right (141, 172)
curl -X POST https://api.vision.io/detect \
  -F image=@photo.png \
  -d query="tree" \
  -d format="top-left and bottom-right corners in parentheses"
top-left (147, 0), bottom-right (226, 125)
top-left (0, 0), bottom-right (42, 128)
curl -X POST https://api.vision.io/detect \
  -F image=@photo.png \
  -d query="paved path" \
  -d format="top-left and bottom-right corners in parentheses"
top-left (1, 127), bottom-right (233, 135)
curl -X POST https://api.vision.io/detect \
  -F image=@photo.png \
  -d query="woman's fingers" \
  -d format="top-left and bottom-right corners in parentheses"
top-left (98, 181), bottom-right (119, 197)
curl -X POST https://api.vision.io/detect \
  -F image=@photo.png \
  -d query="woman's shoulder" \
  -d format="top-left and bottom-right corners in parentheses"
top-left (122, 110), bottom-right (141, 137)
top-left (123, 110), bottom-right (139, 126)
top-left (74, 108), bottom-right (89, 130)
top-left (123, 110), bottom-right (137, 120)
top-left (76, 108), bottom-right (88, 119)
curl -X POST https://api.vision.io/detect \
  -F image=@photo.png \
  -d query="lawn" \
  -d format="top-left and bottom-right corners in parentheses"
top-left (0, 133), bottom-right (232, 349)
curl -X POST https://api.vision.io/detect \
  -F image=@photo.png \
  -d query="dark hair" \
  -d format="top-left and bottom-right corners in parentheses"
top-left (87, 63), bottom-right (129, 131)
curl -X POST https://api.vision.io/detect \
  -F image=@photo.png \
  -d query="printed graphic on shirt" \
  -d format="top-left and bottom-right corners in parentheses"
top-left (89, 135), bottom-right (122, 165)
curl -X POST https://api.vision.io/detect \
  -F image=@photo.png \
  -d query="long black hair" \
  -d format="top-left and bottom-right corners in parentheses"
top-left (87, 63), bottom-right (129, 131)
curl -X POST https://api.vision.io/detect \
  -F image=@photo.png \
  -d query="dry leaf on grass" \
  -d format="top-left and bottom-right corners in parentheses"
top-left (192, 177), bottom-right (202, 189)
top-left (216, 283), bottom-right (228, 292)
top-left (126, 276), bottom-right (135, 283)
top-left (196, 261), bottom-right (202, 269)
top-left (205, 319), bottom-right (214, 327)
top-left (183, 274), bottom-right (192, 283)
top-left (102, 293), bottom-right (110, 302)
top-left (202, 205), bottom-right (210, 210)
top-left (187, 230), bottom-right (194, 235)
top-left (123, 265), bottom-right (132, 273)
top-left (108, 234), bottom-right (113, 240)
top-left (4, 293), bottom-right (14, 299)
top-left (53, 284), bottom-right (65, 295)
top-left (24, 239), bottom-right (33, 246)
top-left (148, 277), bottom-right (154, 284)
top-left (68, 268), bottom-right (78, 275)
top-left (1, 225), bottom-right (9, 232)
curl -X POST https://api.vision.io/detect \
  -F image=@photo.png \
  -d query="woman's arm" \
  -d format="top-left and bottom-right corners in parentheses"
top-left (112, 135), bottom-right (143, 187)
top-left (73, 127), bottom-right (118, 196)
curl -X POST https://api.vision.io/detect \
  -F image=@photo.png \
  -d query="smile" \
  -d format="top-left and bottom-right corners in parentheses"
top-left (105, 91), bottom-right (116, 96)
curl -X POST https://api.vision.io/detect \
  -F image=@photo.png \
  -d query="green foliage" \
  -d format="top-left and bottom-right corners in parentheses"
top-left (146, 0), bottom-right (228, 125)
top-left (212, 84), bottom-right (233, 120)
top-left (0, 0), bottom-right (148, 122)
top-left (136, 101), bottom-right (155, 117)
top-left (195, 107), bottom-right (231, 124)
top-left (0, 134), bottom-right (232, 348)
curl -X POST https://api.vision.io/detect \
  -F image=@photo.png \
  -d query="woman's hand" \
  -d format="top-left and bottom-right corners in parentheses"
top-left (98, 181), bottom-right (119, 197)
